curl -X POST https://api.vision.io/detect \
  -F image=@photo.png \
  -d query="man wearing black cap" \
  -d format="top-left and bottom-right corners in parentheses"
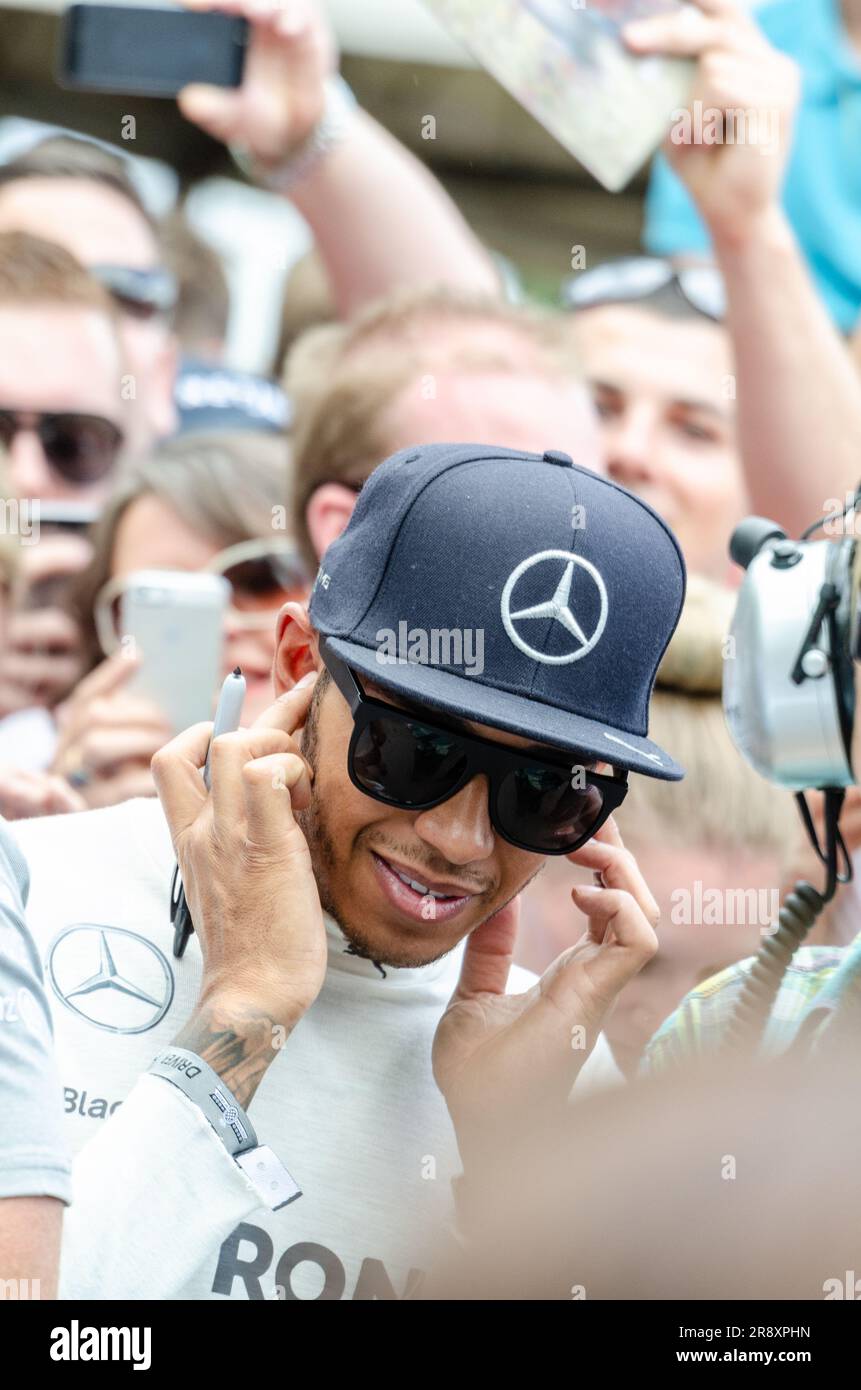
top-left (11, 445), bottom-right (685, 1299)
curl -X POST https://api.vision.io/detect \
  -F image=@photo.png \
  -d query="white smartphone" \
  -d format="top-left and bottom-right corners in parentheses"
top-left (121, 570), bottom-right (230, 734)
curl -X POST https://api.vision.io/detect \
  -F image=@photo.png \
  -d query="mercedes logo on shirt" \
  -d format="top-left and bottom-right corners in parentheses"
top-left (47, 925), bottom-right (175, 1035)
top-left (501, 549), bottom-right (609, 664)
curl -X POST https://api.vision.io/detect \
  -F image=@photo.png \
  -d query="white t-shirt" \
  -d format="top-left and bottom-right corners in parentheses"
top-left (13, 797), bottom-right (620, 1301)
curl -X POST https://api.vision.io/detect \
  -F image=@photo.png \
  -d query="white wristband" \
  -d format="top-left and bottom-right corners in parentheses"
top-left (236, 1146), bottom-right (302, 1212)
top-left (149, 1047), bottom-right (257, 1155)
top-left (148, 1048), bottom-right (302, 1212)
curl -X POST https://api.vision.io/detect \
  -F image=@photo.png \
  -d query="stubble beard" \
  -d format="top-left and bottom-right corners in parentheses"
top-left (297, 687), bottom-right (448, 968)
top-left (297, 681), bottom-right (541, 968)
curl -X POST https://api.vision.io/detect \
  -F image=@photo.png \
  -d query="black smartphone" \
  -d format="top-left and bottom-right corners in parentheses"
top-left (57, 3), bottom-right (249, 98)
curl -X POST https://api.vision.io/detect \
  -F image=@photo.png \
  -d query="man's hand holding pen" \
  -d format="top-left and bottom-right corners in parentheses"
top-left (152, 672), bottom-right (326, 1109)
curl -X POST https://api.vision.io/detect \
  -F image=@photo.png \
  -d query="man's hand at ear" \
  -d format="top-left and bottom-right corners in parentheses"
top-left (151, 673), bottom-right (326, 1109)
top-left (432, 818), bottom-right (659, 1173)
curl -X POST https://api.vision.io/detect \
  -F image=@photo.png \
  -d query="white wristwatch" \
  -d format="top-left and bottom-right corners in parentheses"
top-left (230, 75), bottom-right (358, 194)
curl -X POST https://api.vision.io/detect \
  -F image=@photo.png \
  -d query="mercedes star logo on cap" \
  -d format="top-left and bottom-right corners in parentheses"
top-left (501, 550), bottom-right (609, 664)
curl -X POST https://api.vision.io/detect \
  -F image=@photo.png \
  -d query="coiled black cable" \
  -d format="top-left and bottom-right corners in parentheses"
top-left (722, 787), bottom-right (850, 1056)
top-left (722, 881), bottom-right (825, 1054)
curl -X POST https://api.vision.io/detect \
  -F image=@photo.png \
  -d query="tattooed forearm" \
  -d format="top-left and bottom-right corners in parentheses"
top-left (174, 1003), bottom-right (287, 1110)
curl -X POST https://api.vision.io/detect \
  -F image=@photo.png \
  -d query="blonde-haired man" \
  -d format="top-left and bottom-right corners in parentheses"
top-left (286, 286), bottom-right (603, 573)
top-left (0, 231), bottom-right (127, 722)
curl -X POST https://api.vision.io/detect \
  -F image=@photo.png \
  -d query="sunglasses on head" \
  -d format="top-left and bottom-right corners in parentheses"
top-left (0, 409), bottom-right (123, 484)
top-left (561, 256), bottom-right (726, 322)
top-left (90, 264), bottom-right (178, 322)
top-left (321, 641), bottom-right (628, 855)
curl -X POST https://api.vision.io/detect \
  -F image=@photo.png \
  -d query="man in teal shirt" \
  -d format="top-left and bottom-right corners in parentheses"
top-left (644, 0), bottom-right (861, 331)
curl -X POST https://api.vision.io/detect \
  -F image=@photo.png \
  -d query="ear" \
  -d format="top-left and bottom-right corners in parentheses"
top-left (305, 482), bottom-right (359, 562)
top-left (273, 600), bottom-right (321, 696)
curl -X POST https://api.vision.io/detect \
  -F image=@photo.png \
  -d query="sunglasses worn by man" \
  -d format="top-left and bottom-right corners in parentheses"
top-left (0, 408), bottom-right (123, 484)
top-left (322, 641), bottom-right (628, 856)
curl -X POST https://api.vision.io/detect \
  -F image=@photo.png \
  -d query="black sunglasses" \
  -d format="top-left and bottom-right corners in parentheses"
top-left (0, 409), bottom-right (123, 484)
top-left (321, 641), bottom-right (628, 855)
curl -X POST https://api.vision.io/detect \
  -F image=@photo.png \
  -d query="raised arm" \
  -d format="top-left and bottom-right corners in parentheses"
top-left (179, 0), bottom-right (501, 316)
top-left (60, 678), bottom-right (325, 1298)
top-left (625, 0), bottom-right (861, 538)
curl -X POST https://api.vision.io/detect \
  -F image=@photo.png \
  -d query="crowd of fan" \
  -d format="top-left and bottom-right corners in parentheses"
top-left (3, 0), bottom-right (861, 1301)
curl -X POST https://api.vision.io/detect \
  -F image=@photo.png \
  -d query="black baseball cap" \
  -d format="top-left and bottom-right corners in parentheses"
top-left (309, 445), bottom-right (686, 780)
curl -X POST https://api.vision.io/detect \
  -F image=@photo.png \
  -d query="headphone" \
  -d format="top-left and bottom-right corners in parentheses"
top-left (716, 500), bottom-right (859, 1054)
top-left (724, 515), bottom-right (856, 792)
